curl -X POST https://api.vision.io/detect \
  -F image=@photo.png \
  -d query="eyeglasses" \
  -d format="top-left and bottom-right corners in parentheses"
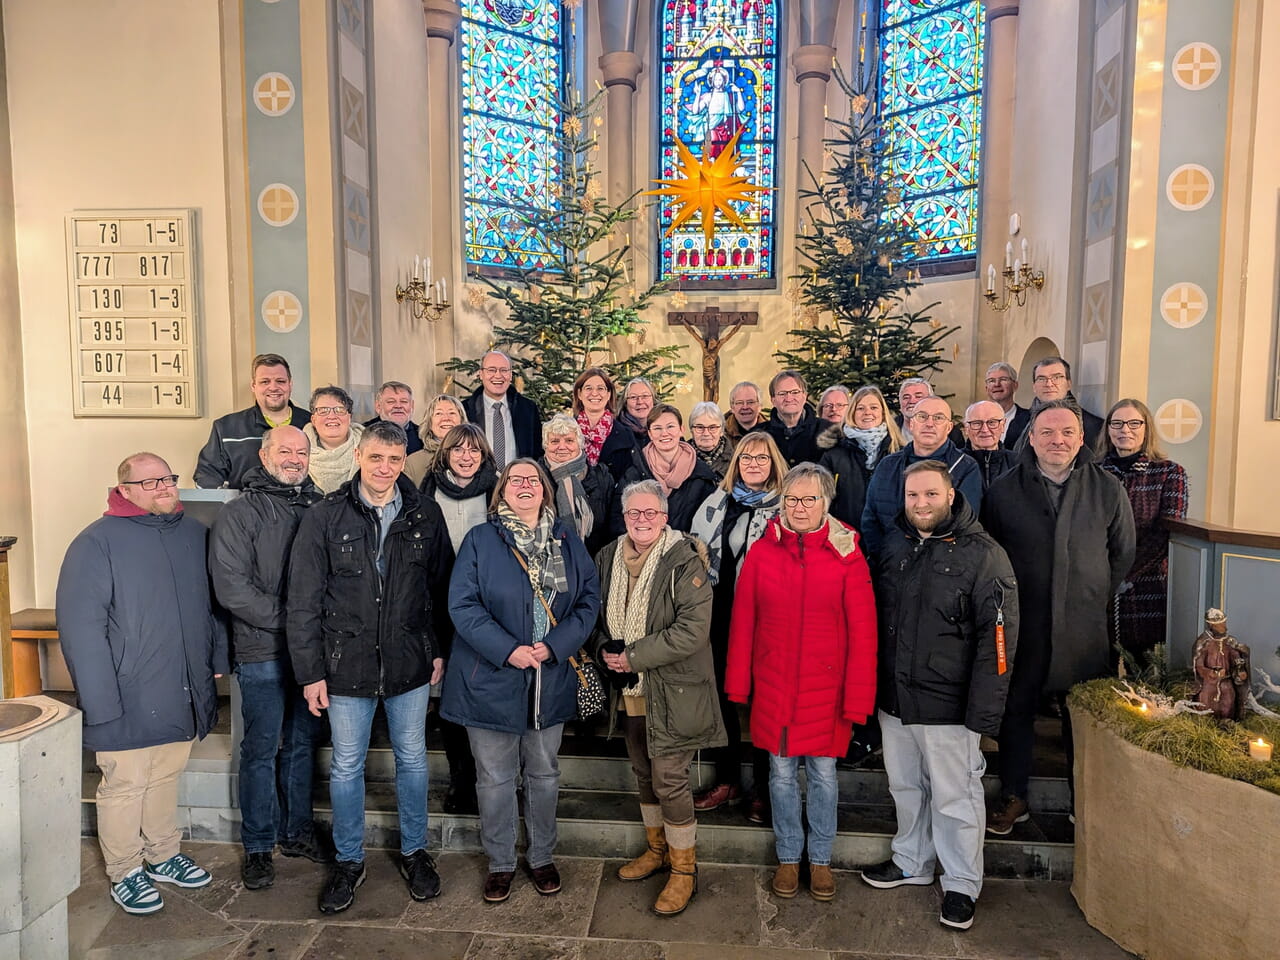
top-left (783, 495), bottom-right (821, 508)
top-left (985, 377), bottom-right (1014, 386)
top-left (774, 389), bottom-right (804, 399)
top-left (910, 412), bottom-right (952, 424)
top-left (738, 453), bottom-right (772, 465)
top-left (1108, 419), bottom-right (1145, 431)
top-left (1033, 373), bottom-right (1067, 385)
top-left (312, 405), bottom-right (350, 416)
top-left (121, 474), bottom-right (179, 490)
top-left (965, 419), bottom-right (1004, 431)
top-left (821, 402), bottom-right (849, 412)
top-left (731, 399), bottom-right (758, 408)
top-left (623, 508), bottom-right (666, 521)
top-left (480, 365), bottom-right (511, 375)
top-left (691, 424), bottom-right (721, 433)
top-left (507, 475), bottom-right (542, 487)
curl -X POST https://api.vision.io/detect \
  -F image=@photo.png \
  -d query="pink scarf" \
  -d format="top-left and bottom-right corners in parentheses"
top-left (577, 408), bottom-right (614, 467)
top-left (643, 440), bottom-right (697, 495)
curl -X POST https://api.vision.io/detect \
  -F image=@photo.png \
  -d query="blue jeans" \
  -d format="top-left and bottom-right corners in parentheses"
top-left (235, 658), bottom-right (321, 854)
top-left (327, 684), bottom-right (431, 862)
top-left (768, 753), bottom-right (839, 866)
top-left (467, 725), bottom-right (563, 873)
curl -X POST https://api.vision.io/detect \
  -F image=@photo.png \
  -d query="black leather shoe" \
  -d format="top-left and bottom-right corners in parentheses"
top-left (529, 862), bottom-right (561, 896)
top-left (318, 860), bottom-right (366, 914)
top-left (241, 852), bottom-right (274, 890)
top-left (400, 849), bottom-right (441, 901)
top-left (483, 870), bottom-right (515, 903)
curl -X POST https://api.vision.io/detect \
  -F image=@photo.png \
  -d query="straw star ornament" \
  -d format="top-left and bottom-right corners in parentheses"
top-left (643, 131), bottom-right (770, 245)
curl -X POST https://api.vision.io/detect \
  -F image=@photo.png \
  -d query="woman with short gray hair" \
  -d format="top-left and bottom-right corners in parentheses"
top-left (303, 386), bottom-right (364, 493)
top-left (540, 414), bottom-right (614, 555)
top-left (688, 401), bottom-right (733, 480)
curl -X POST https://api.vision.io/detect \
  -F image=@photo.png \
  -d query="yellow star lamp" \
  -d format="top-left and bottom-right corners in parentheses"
top-left (644, 130), bottom-right (770, 245)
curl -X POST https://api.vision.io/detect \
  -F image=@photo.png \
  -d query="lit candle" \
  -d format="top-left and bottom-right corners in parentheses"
top-left (414, 255), bottom-right (420, 280)
top-left (1005, 241), bottom-right (1013, 268)
top-left (1139, 703), bottom-right (1149, 715)
top-left (1250, 738), bottom-right (1273, 762)
top-left (986, 264), bottom-right (996, 292)
top-left (1021, 238), bottom-right (1030, 265)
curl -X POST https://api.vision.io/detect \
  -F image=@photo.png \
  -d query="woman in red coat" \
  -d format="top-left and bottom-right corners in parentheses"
top-left (726, 463), bottom-right (877, 903)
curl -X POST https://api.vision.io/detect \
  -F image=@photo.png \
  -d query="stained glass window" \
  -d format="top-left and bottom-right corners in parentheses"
top-left (459, 0), bottom-right (566, 270)
top-left (656, 1), bottom-right (780, 285)
top-left (877, 0), bottom-right (985, 263)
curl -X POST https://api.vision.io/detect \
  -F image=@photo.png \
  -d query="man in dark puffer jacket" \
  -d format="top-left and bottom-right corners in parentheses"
top-left (861, 461), bottom-right (1018, 933)
top-left (210, 425), bottom-right (325, 891)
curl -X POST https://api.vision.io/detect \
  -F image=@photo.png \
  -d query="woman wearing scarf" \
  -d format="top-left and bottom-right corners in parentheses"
top-left (441, 459), bottom-right (599, 904)
top-left (404, 394), bottom-right (467, 487)
top-left (688, 401), bottom-right (733, 481)
top-left (418, 422), bottom-right (498, 815)
top-left (610, 404), bottom-right (718, 536)
top-left (592, 479), bottom-right (725, 916)
top-left (689, 432), bottom-right (786, 823)
top-left (540, 414), bottom-right (614, 555)
top-left (607, 377), bottom-right (658, 478)
top-left (573, 367), bottom-right (636, 481)
top-left (818, 385), bottom-right (905, 529)
top-left (302, 386), bottom-right (365, 494)
top-left (726, 463), bottom-right (878, 903)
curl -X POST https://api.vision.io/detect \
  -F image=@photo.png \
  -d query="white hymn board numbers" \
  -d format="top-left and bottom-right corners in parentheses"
top-left (66, 208), bottom-right (201, 418)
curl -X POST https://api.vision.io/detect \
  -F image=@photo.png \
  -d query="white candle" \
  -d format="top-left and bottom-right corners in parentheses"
top-left (1005, 241), bottom-right (1013, 268)
top-left (425, 257), bottom-right (432, 288)
top-left (414, 255), bottom-right (420, 280)
top-left (441, 277), bottom-right (447, 303)
top-left (1250, 738), bottom-right (1273, 762)
top-left (1021, 238), bottom-right (1030, 265)
top-left (987, 264), bottom-right (996, 292)
top-left (1014, 258), bottom-right (1021, 275)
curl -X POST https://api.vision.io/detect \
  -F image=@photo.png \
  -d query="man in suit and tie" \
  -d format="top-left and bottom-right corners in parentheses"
top-left (461, 351), bottom-right (543, 468)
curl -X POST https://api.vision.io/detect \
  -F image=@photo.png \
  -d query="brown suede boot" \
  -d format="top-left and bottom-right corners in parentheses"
top-left (653, 822), bottom-right (697, 916)
top-left (618, 827), bottom-right (669, 881)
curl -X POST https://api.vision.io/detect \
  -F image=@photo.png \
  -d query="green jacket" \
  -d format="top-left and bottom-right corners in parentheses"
top-left (592, 533), bottom-right (727, 757)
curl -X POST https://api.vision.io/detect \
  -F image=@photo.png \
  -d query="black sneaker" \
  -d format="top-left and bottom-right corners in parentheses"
top-left (940, 891), bottom-right (976, 930)
top-left (860, 858), bottom-right (934, 889)
top-left (399, 849), bottom-right (441, 902)
top-left (242, 852), bottom-right (275, 890)
top-left (280, 825), bottom-right (334, 864)
top-left (319, 860), bottom-right (366, 914)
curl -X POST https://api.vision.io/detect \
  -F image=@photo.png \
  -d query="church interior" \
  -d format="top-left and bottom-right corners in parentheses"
top-left (1, 1), bottom-right (1279, 958)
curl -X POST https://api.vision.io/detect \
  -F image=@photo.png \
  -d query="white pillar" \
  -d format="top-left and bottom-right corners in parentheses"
top-left (422, 0), bottom-right (461, 386)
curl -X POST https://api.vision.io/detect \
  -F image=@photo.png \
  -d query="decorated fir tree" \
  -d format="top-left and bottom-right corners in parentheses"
top-left (774, 63), bottom-right (957, 412)
top-left (443, 85), bottom-right (688, 418)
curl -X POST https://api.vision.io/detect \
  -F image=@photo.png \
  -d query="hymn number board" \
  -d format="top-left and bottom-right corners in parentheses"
top-left (66, 209), bottom-right (200, 418)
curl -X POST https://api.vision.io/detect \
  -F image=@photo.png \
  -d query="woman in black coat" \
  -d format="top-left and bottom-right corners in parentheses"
top-left (818, 385), bottom-right (904, 530)
top-left (540, 413), bottom-right (614, 555)
top-left (610, 404), bottom-right (718, 535)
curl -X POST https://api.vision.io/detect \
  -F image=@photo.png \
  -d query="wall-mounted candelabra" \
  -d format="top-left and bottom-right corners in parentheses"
top-left (396, 255), bottom-right (450, 322)
top-left (983, 239), bottom-right (1045, 312)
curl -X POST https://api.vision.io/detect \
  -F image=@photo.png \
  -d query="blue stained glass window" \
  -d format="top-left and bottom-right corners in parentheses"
top-left (877, 0), bottom-right (985, 262)
top-left (460, 0), bottom-right (567, 270)
top-left (656, 1), bottom-right (780, 285)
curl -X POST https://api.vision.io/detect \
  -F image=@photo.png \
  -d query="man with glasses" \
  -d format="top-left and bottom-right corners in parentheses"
top-left (196, 353), bottom-right (310, 489)
top-left (462, 350), bottom-right (543, 468)
top-left (57, 453), bottom-right (226, 914)
top-left (725, 380), bottom-right (765, 442)
top-left (983, 362), bottom-right (1028, 446)
top-left (860, 397), bottom-right (982, 560)
top-left (364, 380), bottom-right (423, 455)
top-left (961, 400), bottom-right (1015, 489)
top-left (288, 421), bottom-right (455, 914)
top-left (818, 385), bottom-right (851, 424)
top-left (763, 370), bottom-right (822, 467)
top-left (1015, 357), bottom-right (1104, 451)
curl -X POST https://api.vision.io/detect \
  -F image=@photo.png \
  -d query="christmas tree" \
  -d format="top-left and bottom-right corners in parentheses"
top-left (774, 63), bottom-right (957, 412)
top-left (442, 85), bottom-right (689, 418)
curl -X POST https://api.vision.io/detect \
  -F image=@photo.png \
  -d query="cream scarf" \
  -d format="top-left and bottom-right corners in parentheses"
top-left (304, 421), bottom-right (364, 494)
top-left (606, 526), bottom-right (676, 698)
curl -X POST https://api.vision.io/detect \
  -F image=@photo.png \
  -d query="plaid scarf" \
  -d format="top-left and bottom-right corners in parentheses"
top-left (496, 502), bottom-right (568, 596)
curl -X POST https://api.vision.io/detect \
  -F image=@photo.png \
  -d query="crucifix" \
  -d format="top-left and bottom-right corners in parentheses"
top-left (668, 307), bottom-right (758, 403)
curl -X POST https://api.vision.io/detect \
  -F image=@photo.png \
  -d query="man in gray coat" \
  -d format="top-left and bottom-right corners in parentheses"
top-left (57, 452), bottom-right (227, 915)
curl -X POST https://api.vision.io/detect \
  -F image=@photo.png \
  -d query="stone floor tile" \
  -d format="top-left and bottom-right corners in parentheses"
top-left (400, 853), bottom-right (602, 939)
top-left (588, 861), bottom-right (761, 945)
top-left (300, 924), bottom-right (473, 959)
top-left (759, 869), bottom-right (960, 956)
top-left (943, 881), bottom-right (1133, 960)
top-left (83, 937), bottom-right (245, 960)
top-left (68, 878), bottom-right (116, 959)
top-left (220, 849), bottom-right (409, 925)
top-left (461, 934), bottom-right (672, 960)
top-left (666, 944), bottom-right (830, 959)
top-left (165, 841), bottom-right (256, 915)
top-left (226, 922), bottom-right (325, 959)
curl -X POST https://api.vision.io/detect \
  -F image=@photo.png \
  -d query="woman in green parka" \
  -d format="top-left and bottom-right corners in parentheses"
top-left (592, 478), bottom-right (726, 917)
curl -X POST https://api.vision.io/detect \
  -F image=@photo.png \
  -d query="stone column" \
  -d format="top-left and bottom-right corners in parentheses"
top-left (422, 0), bottom-right (461, 387)
top-left (973, 1), bottom-right (1019, 397)
top-left (599, 51), bottom-right (644, 211)
top-left (791, 45), bottom-right (837, 189)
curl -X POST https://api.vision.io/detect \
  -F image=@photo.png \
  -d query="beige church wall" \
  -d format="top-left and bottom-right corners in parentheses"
top-left (0, 9), bottom-right (36, 610)
top-left (369, 0), bottom-right (437, 398)
top-left (3, 0), bottom-right (236, 604)
top-left (1000, 0), bottom-right (1085, 409)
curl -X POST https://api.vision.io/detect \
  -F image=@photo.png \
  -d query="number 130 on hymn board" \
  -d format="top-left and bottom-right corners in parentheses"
top-left (66, 209), bottom-right (201, 418)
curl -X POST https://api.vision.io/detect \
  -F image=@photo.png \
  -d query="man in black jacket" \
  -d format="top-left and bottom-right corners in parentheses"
top-left (363, 380), bottom-right (423, 455)
top-left (961, 400), bottom-right (1016, 489)
top-left (462, 351), bottom-right (543, 466)
top-left (195, 353), bottom-right (311, 488)
top-left (762, 369), bottom-right (822, 466)
top-left (209, 425), bottom-right (325, 891)
top-left (287, 421), bottom-right (455, 914)
top-left (1012, 356), bottom-right (1104, 451)
top-left (861, 461), bottom-right (1018, 932)
top-left (982, 401), bottom-right (1134, 835)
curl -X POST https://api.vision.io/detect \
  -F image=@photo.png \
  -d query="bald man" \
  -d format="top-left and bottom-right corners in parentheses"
top-left (962, 401), bottom-right (1016, 489)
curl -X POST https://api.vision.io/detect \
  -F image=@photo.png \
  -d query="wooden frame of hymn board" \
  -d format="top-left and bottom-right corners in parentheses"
top-left (65, 208), bottom-right (201, 418)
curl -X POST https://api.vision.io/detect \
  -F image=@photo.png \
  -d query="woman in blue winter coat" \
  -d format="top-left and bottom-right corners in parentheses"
top-left (441, 458), bottom-right (600, 905)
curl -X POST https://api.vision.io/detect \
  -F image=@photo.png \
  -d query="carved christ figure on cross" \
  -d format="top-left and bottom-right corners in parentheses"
top-left (668, 307), bottom-right (758, 403)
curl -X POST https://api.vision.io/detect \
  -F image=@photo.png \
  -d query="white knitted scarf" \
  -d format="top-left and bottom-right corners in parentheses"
top-left (606, 526), bottom-right (676, 698)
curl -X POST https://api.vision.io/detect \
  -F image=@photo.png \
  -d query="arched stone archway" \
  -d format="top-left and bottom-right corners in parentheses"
top-left (1016, 336), bottom-right (1061, 405)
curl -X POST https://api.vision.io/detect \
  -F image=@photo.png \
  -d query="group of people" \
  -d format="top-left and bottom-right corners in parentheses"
top-left (55, 346), bottom-right (1188, 932)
